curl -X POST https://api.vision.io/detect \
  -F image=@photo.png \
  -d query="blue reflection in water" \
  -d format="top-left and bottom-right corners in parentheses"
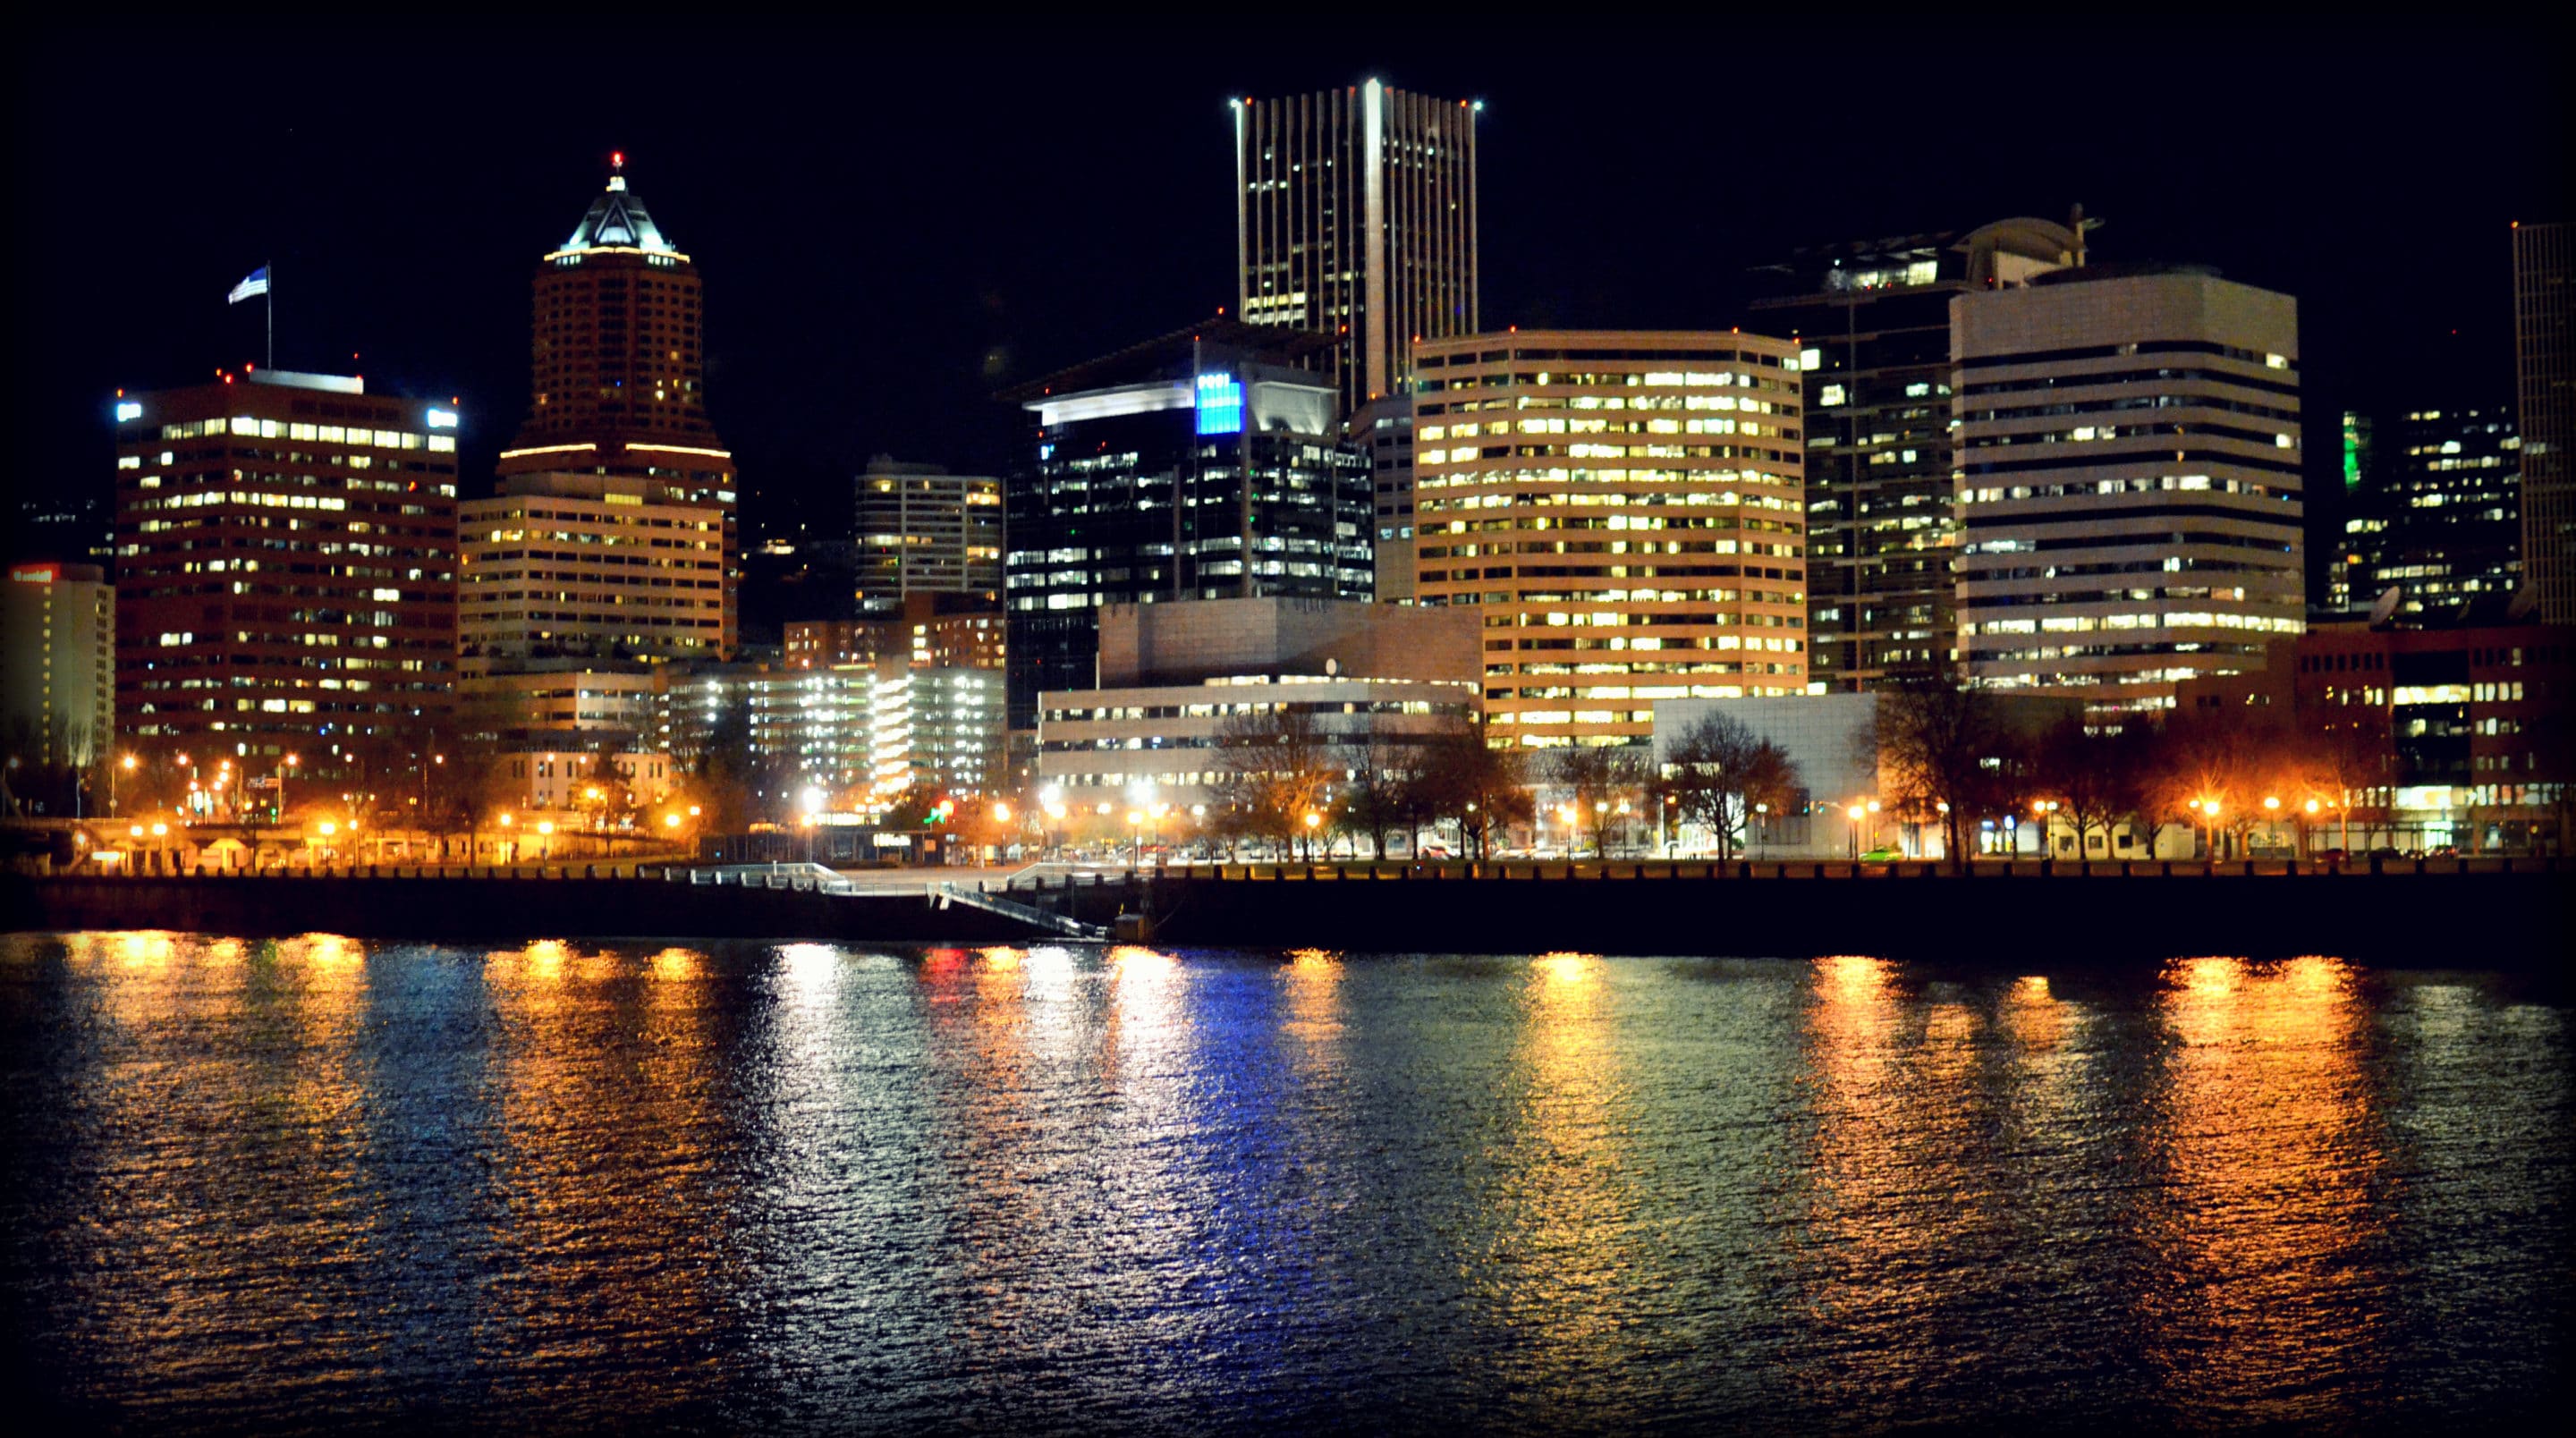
top-left (1, 936), bottom-right (2566, 1432)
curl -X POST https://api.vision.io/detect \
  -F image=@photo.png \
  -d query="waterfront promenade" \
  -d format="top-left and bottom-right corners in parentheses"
top-left (7, 857), bottom-right (2564, 961)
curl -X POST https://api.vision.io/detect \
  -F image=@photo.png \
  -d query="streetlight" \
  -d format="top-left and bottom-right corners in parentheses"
top-left (113, 752), bottom-right (137, 817)
top-left (2190, 798), bottom-right (2223, 859)
top-left (2032, 799), bottom-right (2060, 860)
top-left (1846, 802), bottom-right (1866, 860)
top-left (1303, 808), bottom-right (1322, 863)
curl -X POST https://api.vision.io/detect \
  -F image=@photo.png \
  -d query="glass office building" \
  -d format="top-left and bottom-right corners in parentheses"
top-left (1000, 318), bottom-right (1370, 729)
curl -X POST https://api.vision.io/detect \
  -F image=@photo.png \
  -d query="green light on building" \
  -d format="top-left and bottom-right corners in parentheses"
top-left (2342, 410), bottom-right (2372, 492)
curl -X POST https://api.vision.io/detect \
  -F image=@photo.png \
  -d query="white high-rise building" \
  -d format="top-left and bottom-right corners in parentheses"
top-left (1233, 80), bottom-right (1479, 412)
top-left (1952, 266), bottom-right (2305, 715)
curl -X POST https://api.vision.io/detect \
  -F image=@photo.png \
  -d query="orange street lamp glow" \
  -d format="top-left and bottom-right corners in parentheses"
top-left (992, 802), bottom-right (1012, 824)
top-left (663, 813), bottom-right (682, 828)
top-left (2305, 799), bottom-right (2322, 815)
top-left (1303, 812), bottom-right (1321, 829)
top-left (1846, 804), bottom-right (1866, 821)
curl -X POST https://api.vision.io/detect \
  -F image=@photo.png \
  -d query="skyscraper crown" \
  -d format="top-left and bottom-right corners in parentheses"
top-left (555, 158), bottom-right (679, 257)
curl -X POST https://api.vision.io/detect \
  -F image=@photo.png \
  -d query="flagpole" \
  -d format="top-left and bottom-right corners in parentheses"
top-left (266, 259), bottom-right (274, 369)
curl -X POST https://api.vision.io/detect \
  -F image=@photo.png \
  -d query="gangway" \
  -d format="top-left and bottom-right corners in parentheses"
top-left (929, 882), bottom-right (1106, 940)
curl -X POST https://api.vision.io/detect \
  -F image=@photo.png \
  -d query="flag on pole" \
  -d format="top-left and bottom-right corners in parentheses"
top-left (228, 267), bottom-right (270, 305)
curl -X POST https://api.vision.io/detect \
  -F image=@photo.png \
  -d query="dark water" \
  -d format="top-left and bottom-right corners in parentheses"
top-left (1, 934), bottom-right (2567, 1433)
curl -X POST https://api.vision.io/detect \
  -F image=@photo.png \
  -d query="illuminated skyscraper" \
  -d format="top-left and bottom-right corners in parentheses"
top-left (1751, 216), bottom-right (2087, 691)
top-left (463, 159), bottom-right (738, 740)
top-left (2513, 222), bottom-right (2572, 622)
top-left (110, 371), bottom-right (459, 772)
top-left (1953, 266), bottom-right (2305, 715)
top-left (1233, 81), bottom-right (1479, 412)
top-left (997, 317), bottom-right (1370, 729)
top-left (2330, 403), bottom-right (2520, 618)
top-left (1411, 330), bottom-right (1810, 749)
top-left (854, 457), bottom-right (1001, 610)
top-left (499, 156), bottom-right (736, 654)
top-left (2, 562), bottom-right (113, 774)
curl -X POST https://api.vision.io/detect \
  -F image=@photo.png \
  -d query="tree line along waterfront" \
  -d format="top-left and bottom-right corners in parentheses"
top-left (13, 673), bottom-right (2564, 877)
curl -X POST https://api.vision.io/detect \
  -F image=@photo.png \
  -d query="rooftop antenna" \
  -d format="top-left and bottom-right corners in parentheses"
top-left (2068, 203), bottom-right (2103, 266)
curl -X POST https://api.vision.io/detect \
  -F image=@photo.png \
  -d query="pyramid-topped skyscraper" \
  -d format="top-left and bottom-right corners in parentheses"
top-left (502, 155), bottom-right (730, 486)
top-left (460, 156), bottom-right (737, 726)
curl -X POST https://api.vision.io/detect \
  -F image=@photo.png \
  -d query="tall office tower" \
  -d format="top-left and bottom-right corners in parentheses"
top-left (1752, 216), bottom-right (2085, 691)
top-left (854, 456), bottom-right (1002, 610)
top-left (1233, 80), bottom-right (1479, 411)
top-left (2514, 223), bottom-right (2572, 622)
top-left (454, 470), bottom-right (730, 737)
top-left (500, 157), bottom-right (737, 652)
top-left (1350, 394), bottom-right (1419, 600)
top-left (1411, 331), bottom-right (1809, 749)
top-left (2330, 403), bottom-right (2521, 617)
top-left (997, 317), bottom-right (1371, 730)
top-left (2, 562), bottom-right (114, 771)
top-left (111, 371), bottom-right (459, 771)
top-left (1953, 266), bottom-right (2305, 716)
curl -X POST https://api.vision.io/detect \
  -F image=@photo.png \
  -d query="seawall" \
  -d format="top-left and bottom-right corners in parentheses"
top-left (2, 873), bottom-right (1034, 945)
top-left (1131, 860), bottom-right (2573, 963)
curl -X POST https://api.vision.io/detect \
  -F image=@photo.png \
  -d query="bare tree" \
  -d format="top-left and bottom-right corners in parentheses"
top-left (1345, 734), bottom-right (1421, 860)
top-left (1547, 745), bottom-right (1644, 856)
top-left (1869, 681), bottom-right (2020, 868)
top-left (1665, 713), bottom-right (1803, 860)
top-left (1213, 703), bottom-right (1338, 859)
top-left (2029, 717), bottom-right (2148, 861)
top-left (1416, 722), bottom-right (1530, 859)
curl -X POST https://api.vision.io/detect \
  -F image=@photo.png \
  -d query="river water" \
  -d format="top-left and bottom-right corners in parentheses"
top-left (2, 934), bottom-right (2566, 1432)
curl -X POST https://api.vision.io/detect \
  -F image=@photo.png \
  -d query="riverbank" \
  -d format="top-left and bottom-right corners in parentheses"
top-left (1, 871), bottom-right (1030, 944)
top-left (1126, 859), bottom-right (2570, 961)
top-left (7, 859), bottom-right (2566, 961)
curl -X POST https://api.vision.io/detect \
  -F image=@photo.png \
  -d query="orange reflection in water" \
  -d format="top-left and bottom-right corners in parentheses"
top-left (45, 932), bottom-right (385, 1398)
top-left (1792, 954), bottom-right (2028, 1399)
top-left (1283, 949), bottom-right (1343, 1065)
top-left (479, 940), bottom-right (738, 1409)
top-left (2145, 954), bottom-right (2384, 1419)
top-left (1469, 952), bottom-right (1641, 1372)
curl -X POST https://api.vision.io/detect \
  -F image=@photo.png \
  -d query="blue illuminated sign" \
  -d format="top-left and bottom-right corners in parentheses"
top-left (114, 401), bottom-right (143, 423)
top-left (1194, 372), bottom-right (1243, 436)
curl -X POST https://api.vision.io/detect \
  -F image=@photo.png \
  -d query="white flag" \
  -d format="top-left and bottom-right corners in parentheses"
top-left (228, 266), bottom-right (270, 305)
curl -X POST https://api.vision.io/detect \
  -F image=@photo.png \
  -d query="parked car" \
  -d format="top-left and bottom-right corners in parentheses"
top-left (1859, 848), bottom-right (1902, 862)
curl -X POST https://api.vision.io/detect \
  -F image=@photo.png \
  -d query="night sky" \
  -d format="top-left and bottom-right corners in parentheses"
top-left (15, 27), bottom-right (2566, 546)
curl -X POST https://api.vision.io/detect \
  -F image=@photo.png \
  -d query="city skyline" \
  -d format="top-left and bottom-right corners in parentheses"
top-left (17, 32), bottom-right (2563, 546)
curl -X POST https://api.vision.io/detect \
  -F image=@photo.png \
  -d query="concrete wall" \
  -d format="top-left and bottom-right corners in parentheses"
top-left (1098, 596), bottom-right (1479, 687)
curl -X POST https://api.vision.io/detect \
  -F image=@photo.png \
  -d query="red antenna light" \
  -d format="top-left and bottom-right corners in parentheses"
top-left (612, 150), bottom-right (626, 171)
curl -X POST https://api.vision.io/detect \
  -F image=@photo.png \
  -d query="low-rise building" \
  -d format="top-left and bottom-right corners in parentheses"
top-left (492, 747), bottom-right (680, 811)
top-left (1650, 691), bottom-right (2081, 859)
top-left (2287, 618), bottom-right (2572, 853)
top-left (1038, 596), bottom-right (1480, 813)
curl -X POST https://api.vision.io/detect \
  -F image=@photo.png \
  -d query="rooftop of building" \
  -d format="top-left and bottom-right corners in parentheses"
top-left (551, 158), bottom-right (681, 259)
top-left (996, 315), bottom-right (1338, 402)
top-left (2028, 259), bottom-right (2223, 285)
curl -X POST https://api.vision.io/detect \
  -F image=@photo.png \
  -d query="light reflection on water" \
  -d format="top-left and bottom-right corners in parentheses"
top-left (2, 935), bottom-right (2565, 1431)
